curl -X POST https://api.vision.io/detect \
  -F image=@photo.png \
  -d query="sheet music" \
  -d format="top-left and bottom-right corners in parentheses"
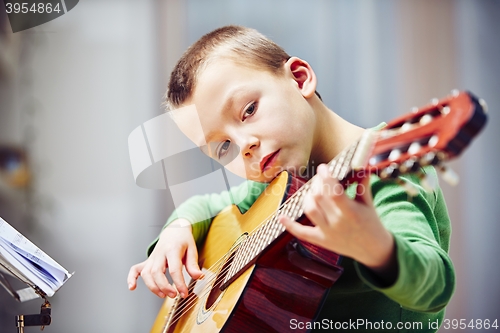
top-left (0, 217), bottom-right (73, 298)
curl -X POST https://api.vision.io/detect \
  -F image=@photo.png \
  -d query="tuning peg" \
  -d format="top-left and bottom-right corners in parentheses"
top-left (438, 164), bottom-right (459, 186)
top-left (380, 163), bottom-right (399, 179)
top-left (418, 172), bottom-right (438, 192)
top-left (401, 122), bottom-right (412, 132)
top-left (396, 178), bottom-right (419, 197)
top-left (419, 114), bottom-right (433, 126)
top-left (479, 98), bottom-right (488, 113)
top-left (408, 142), bottom-right (422, 155)
top-left (399, 157), bottom-right (419, 174)
top-left (388, 149), bottom-right (401, 161)
top-left (428, 135), bottom-right (439, 148)
top-left (440, 106), bottom-right (450, 115)
top-left (419, 151), bottom-right (438, 166)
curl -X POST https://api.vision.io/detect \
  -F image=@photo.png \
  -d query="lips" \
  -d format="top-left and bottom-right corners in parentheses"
top-left (260, 150), bottom-right (280, 172)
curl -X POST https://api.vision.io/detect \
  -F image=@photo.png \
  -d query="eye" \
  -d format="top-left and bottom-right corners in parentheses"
top-left (243, 102), bottom-right (257, 120)
top-left (218, 140), bottom-right (231, 159)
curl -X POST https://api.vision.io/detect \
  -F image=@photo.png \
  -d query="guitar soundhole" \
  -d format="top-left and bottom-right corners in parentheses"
top-left (205, 251), bottom-right (236, 309)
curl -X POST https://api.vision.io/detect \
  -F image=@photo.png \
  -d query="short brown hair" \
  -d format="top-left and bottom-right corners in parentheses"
top-left (165, 25), bottom-right (290, 111)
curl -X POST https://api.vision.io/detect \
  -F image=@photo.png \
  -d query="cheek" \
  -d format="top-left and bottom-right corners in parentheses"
top-left (225, 155), bottom-right (260, 180)
top-left (271, 98), bottom-right (312, 132)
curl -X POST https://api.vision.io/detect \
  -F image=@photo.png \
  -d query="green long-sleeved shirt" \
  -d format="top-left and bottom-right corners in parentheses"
top-left (148, 166), bottom-right (455, 332)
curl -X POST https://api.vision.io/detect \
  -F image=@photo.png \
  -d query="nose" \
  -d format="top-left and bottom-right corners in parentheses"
top-left (242, 136), bottom-right (259, 158)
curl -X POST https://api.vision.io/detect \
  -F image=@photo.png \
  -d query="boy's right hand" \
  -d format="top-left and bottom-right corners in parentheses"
top-left (127, 219), bottom-right (203, 298)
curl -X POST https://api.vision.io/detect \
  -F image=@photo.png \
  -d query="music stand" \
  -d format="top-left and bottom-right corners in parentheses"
top-left (0, 267), bottom-right (52, 332)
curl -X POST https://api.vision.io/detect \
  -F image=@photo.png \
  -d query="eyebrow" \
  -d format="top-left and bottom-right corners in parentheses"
top-left (203, 88), bottom-right (242, 144)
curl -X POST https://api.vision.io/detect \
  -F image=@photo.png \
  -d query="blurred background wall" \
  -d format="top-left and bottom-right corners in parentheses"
top-left (0, 0), bottom-right (498, 332)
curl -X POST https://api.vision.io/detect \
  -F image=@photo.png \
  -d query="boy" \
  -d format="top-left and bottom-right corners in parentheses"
top-left (128, 25), bottom-right (454, 332)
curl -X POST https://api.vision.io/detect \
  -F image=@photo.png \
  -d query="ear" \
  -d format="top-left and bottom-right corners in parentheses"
top-left (284, 57), bottom-right (317, 99)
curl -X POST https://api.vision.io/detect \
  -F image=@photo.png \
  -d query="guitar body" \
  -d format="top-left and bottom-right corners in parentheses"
top-left (150, 172), bottom-right (343, 333)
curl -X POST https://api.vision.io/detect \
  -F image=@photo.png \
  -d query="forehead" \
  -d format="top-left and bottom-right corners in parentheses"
top-left (197, 58), bottom-right (268, 90)
top-left (169, 104), bottom-right (207, 147)
top-left (178, 61), bottom-right (268, 135)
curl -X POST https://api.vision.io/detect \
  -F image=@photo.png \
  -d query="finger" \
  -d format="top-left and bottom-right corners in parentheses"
top-left (302, 190), bottom-right (329, 228)
top-left (140, 263), bottom-right (168, 298)
top-left (279, 214), bottom-right (322, 243)
top-left (150, 258), bottom-right (177, 298)
top-left (127, 262), bottom-right (145, 290)
top-left (185, 244), bottom-right (203, 280)
top-left (355, 175), bottom-right (373, 205)
top-left (166, 251), bottom-right (189, 298)
top-left (317, 164), bottom-right (351, 211)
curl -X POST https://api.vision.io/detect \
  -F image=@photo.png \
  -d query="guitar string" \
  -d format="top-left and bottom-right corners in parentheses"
top-left (167, 188), bottom-right (303, 325)
top-left (166, 182), bottom-right (312, 325)
top-left (167, 235), bottom-right (247, 325)
top-left (166, 223), bottom-right (276, 326)
top-left (165, 143), bottom-right (356, 327)
top-left (166, 165), bottom-right (342, 325)
top-left (166, 154), bottom-right (353, 327)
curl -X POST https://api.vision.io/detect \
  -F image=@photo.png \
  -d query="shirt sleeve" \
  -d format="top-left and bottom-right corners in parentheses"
top-left (353, 167), bottom-right (456, 313)
top-left (147, 180), bottom-right (268, 256)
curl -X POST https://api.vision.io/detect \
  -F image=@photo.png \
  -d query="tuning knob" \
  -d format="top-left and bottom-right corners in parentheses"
top-left (399, 157), bottom-right (420, 174)
top-left (419, 151), bottom-right (438, 166)
top-left (418, 172), bottom-right (438, 192)
top-left (419, 114), bottom-right (433, 126)
top-left (380, 164), bottom-right (399, 179)
top-left (438, 164), bottom-right (460, 186)
top-left (479, 98), bottom-right (488, 113)
top-left (396, 178), bottom-right (419, 197)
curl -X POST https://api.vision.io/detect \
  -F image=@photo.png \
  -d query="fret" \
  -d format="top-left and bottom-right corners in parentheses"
top-left (340, 142), bottom-right (358, 180)
top-left (281, 204), bottom-right (289, 219)
top-left (293, 194), bottom-right (305, 219)
top-left (249, 234), bottom-right (260, 258)
top-left (286, 197), bottom-right (296, 218)
top-left (333, 151), bottom-right (346, 178)
top-left (255, 227), bottom-right (266, 256)
top-left (289, 195), bottom-right (300, 220)
top-left (262, 219), bottom-right (273, 245)
top-left (328, 162), bottom-right (336, 174)
top-left (272, 220), bottom-right (283, 239)
top-left (289, 201), bottom-right (295, 216)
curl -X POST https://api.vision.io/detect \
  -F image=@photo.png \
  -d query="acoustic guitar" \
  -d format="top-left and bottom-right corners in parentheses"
top-left (150, 91), bottom-right (488, 333)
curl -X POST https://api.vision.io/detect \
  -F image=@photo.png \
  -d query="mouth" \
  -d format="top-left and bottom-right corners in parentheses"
top-left (260, 150), bottom-right (280, 173)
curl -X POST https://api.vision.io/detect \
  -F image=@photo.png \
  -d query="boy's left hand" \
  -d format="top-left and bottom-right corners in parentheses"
top-left (279, 164), bottom-right (397, 283)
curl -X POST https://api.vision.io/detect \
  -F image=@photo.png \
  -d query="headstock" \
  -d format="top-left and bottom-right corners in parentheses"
top-left (350, 90), bottom-right (488, 193)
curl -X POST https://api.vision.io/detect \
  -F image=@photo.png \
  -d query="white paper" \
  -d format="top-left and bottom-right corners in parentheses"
top-left (0, 217), bottom-right (73, 297)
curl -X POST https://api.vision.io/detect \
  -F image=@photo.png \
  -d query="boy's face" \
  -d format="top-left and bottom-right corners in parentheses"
top-left (172, 58), bottom-right (317, 183)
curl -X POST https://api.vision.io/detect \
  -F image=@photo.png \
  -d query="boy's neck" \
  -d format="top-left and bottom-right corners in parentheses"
top-left (308, 97), bottom-right (365, 175)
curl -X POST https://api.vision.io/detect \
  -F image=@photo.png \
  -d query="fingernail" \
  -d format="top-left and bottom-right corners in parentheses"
top-left (169, 292), bottom-right (177, 298)
top-left (180, 292), bottom-right (186, 298)
top-left (319, 164), bottom-right (328, 176)
top-left (128, 283), bottom-right (132, 289)
top-left (158, 292), bottom-right (165, 298)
